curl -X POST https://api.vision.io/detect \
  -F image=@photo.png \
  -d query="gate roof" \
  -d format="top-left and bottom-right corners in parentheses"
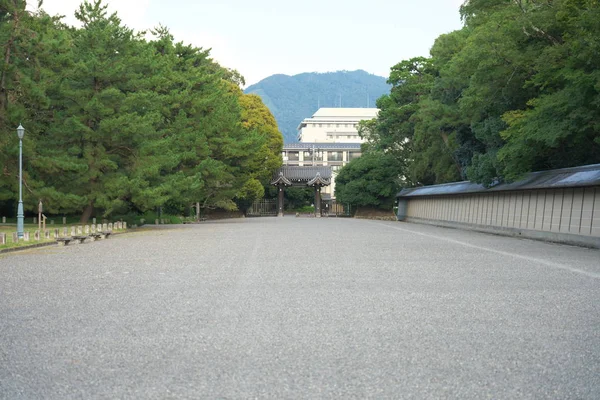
top-left (271, 166), bottom-right (332, 186)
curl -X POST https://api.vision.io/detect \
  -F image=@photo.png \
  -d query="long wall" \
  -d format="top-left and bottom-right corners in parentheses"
top-left (402, 186), bottom-right (600, 248)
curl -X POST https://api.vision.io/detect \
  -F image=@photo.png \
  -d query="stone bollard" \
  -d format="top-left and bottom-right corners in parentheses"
top-left (63, 217), bottom-right (67, 225)
top-left (0, 233), bottom-right (5, 244)
top-left (45, 230), bottom-right (50, 239)
top-left (85, 225), bottom-right (90, 234)
top-left (62, 227), bottom-right (68, 237)
top-left (102, 223), bottom-right (108, 232)
top-left (70, 226), bottom-right (76, 236)
top-left (155, 219), bottom-right (159, 225)
top-left (12, 232), bottom-right (19, 243)
top-left (2, 216), bottom-right (6, 223)
top-left (108, 223), bottom-right (113, 231)
top-left (123, 222), bottom-right (127, 230)
top-left (77, 226), bottom-right (83, 235)
top-left (91, 224), bottom-right (96, 233)
top-left (54, 228), bottom-right (60, 238)
top-left (23, 232), bottom-right (30, 242)
top-left (34, 230), bottom-right (40, 241)
top-left (97, 224), bottom-right (102, 233)
top-left (33, 217), bottom-right (37, 224)
top-left (92, 217), bottom-right (96, 225)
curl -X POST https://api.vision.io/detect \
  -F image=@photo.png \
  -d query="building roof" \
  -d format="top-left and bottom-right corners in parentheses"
top-left (312, 108), bottom-right (379, 118)
top-left (271, 171), bottom-right (292, 186)
top-left (307, 172), bottom-right (331, 187)
top-left (297, 108), bottom-right (379, 131)
top-left (397, 163), bottom-right (600, 198)
top-left (271, 166), bottom-right (332, 186)
top-left (283, 142), bottom-right (362, 150)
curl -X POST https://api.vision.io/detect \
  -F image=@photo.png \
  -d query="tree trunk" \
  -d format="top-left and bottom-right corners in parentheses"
top-left (80, 201), bottom-right (94, 224)
top-left (440, 131), bottom-right (463, 176)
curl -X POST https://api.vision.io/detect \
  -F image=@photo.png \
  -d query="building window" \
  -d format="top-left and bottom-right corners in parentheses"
top-left (328, 151), bottom-right (343, 161)
top-left (287, 151), bottom-right (299, 161)
top-left (304, 149), bottom-right (323, 162)
top-left (349, 152), bottom-right (361, 160)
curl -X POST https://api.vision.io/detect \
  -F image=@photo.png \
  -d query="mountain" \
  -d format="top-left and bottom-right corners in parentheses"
top-left (244, 70), bottom-right (390, 143)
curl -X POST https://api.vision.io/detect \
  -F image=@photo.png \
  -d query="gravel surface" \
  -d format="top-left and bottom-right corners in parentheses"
top-left (0, 218), bottom-right (599, 399)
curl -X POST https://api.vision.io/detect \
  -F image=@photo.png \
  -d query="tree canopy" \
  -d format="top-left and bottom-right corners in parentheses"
top-left (0, 0), bottom-right (282, 221)
top-left (339, 0), bottom-right (600, 209)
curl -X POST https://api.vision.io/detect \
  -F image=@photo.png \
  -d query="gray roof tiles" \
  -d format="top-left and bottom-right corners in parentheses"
top-left (271, 166), bottom-right (332, 184)
top-left (397, 163), bottom-right (600, 198)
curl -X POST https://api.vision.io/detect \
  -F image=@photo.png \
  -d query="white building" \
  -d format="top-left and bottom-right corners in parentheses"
top-left (282, 108), bottom-right (379, 200)
top-left (296, 108), bottom-right (379, 142)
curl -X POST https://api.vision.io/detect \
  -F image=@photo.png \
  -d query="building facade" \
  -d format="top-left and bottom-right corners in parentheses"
top-left (282, 107), bottom-right (378, 199)
top-left (296, 108), bottom-right (378, 142)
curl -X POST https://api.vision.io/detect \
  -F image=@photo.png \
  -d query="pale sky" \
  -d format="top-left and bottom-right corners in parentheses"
top-left (28, 0), bottom-right (465, 86)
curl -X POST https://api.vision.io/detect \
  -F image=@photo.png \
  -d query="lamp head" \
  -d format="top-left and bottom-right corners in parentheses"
top-left (17, 124), bottom-right (25, 139)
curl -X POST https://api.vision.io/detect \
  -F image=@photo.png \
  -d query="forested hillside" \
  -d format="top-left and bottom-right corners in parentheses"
top-left (245, 70), bottom-right (390, 143)
top-left (0, 0), bottom-right (282, 221)
top-left (336, 0), bottom-right (600, 209)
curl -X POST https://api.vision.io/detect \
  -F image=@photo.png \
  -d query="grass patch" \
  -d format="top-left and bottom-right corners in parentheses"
top-left (0, 224), bottom-right (56, 250)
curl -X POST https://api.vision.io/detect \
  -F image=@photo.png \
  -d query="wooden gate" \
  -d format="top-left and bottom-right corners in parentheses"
top-left (321, 200), bottom-right (351, 217)
top-left (247, 199), bottom-right (278, 217)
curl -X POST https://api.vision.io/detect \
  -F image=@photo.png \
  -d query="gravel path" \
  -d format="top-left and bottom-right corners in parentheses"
top-left (1, 218), bottom-right (599, 399)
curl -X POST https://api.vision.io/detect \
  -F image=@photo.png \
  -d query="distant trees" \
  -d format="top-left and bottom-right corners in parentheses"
top-left (336, 0), bottom-right (600, 209)
top-left (0, 0), bottom-right (282, 222)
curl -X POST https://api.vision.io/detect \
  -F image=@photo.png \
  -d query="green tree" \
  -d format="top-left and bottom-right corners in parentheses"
top-left (0, 1), bottom-right (70, 213)
top-left (498, 0), bottom-right (600, 180)
top-left (0, 0), bottom-right (286, 221)
top-left (32, 1), bottom-right (157, 222)
top-left (235, 93), bottom-right (283, 213)
top-left (458, 0), bottom-right (600, 183)
top-left (359, 57), bottom-right (436, 186)
top-left (335, 152), bottom-right (402, 209)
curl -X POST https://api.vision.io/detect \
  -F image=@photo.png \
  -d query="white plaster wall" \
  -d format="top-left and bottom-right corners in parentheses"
top-left (405, 187), bottom-right (600, 238)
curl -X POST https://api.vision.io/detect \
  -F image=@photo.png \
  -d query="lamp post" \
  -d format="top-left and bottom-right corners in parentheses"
top-left (305, 144), bottom-right (322, 166)
top-left (16, 124), bottom-right (24, 238)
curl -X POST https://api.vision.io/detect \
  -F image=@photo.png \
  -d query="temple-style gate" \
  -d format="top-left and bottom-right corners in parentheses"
top-left (270, 166), bottom-right (332, 217)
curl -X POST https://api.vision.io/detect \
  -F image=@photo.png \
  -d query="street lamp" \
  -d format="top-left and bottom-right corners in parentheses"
top-left (304, 144), bottom-right (323, 166)
top-left (16, 124), bottom-right (24, 238)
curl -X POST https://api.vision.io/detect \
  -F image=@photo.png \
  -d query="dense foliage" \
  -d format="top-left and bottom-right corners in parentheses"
top-left (335, 152), bottom-right (403, 209)
top-left (0, 0), bottom-right (282, 222)
top-left (336, 0), bottom-right (600, 209)
top-left (244, 70), bottom-right (390, 143)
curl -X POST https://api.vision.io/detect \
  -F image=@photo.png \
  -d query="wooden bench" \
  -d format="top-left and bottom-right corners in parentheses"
top-left (88, 233), bottom-right (103, 241)
top-left (72, 235), bottom-right (89, 244)
top-left (56, 237), bottom-right (72, 246)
